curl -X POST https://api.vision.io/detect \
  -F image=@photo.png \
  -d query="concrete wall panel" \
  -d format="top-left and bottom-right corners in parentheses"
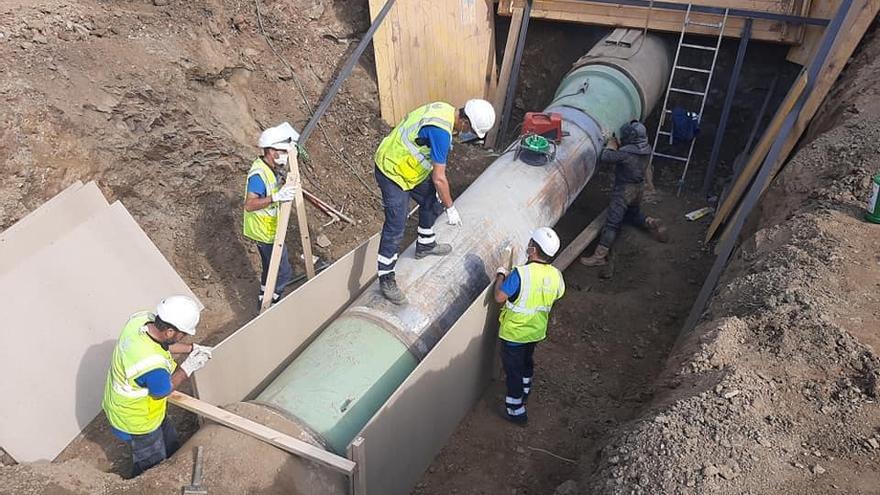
top-left (353, 288), bottom-right (499, 495)
top-left (193, 234), bottom-right (380, 406)
top-left (0, 181), bottom-right (108, 275)
top-left (0, 201), bottom-right (198, 462)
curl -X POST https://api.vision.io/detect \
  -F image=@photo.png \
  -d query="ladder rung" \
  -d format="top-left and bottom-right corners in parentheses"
top-left (653, 152), bottom-right (689, 163)
top-left (670, 87), bottom-right (706, 97)
top-left (675, 65), bottom-right (711, 74)
top-left (658, 130), bottom-right (672, 136)
top-left (681, 43), bottom-right (717, 51)
top-left (687, 20), bottom-right (723, 29)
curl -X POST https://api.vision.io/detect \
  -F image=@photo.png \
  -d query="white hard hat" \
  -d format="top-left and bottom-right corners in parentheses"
top-left (258, 122), bottom-right (300, 151)
top-left (530, 227), bottom-right (561, 257)
top-left (156, 295), bottom-right (201, 335)
top-left (463, 99), bottom-right (496, 139)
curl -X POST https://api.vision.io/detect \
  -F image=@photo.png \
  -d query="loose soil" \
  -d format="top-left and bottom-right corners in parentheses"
top-left (1, 1), bottom-right (878, 494)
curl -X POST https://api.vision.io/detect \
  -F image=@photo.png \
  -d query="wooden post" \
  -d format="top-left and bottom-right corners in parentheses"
top-left (260, 148), bottom-right (316, 313)
top-left (485, 5), bottom-right (525, 149)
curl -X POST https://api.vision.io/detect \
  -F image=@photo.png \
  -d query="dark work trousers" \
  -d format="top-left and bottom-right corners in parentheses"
top-left (500, 340), bottom-right (536, 420)
top-left (599, 182), bottom-right (648, 248)
top-left (128, 416), bottom-right (179, 477)
top-left (374, 167), bottom-right (443, 276)
top-left (256, 241), bottom-right (294, 302)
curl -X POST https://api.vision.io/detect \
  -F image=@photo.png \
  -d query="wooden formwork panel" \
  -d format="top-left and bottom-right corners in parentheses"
top-left (351, 287), bottom-right (500, 495)
top-left (193, 234), bottom-right (381, 406)
top-left (0, 181), bottom-right (108, 275)
top-left (497, 0), bottom-right (812, 44)
top-left (368, 0), bottom-right (497, 125)
top-left (0, 201), bottom-right (198, 462)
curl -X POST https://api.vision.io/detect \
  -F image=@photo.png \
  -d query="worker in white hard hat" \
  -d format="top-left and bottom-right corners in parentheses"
top-left (493, 227), bottom-right (565, 425)
top-left (102, 295), bottom-right (212, 476)
top-left (243, 122), bottom-right (300, 309)
top-left (374, 99), bottom-right (496, 304)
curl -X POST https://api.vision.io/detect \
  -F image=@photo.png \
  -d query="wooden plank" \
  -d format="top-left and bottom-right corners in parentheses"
top-left (552, 208), bottom-right (609, 270)
top-left (485, 6), bottom-right (525, 149)
top-left (369, 0), bottom-right (497, 124)
top-left (0, 181), bottom-right (108, 275)
top-left (497, 0), bottom-right (808, 43)
top-left (168, 391), bottom-right (356, 476)
top-left (705, 71), bottom-right (808, 241)
top-left (354, 287), bottom-right (500, 495)
top-left (260, 149), bottom-right (314, 313)
top-left (193, 234), bottom-right (380, 406)
top-left (0, 201), bottom-right (198, 462)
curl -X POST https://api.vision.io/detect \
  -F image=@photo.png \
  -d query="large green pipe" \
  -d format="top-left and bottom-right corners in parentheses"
top-left (255, 31), bottom-right (671, 455)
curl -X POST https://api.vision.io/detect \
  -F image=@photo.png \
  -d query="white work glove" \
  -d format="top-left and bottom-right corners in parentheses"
top-left (180, 350), bottom-right (211, 377)
top-left (271, 184), bottom-right (297, 203)
top-left (445, 205), bottom-right (462, 226)
top-left (191, 343), bottom-right (213, 359)
top-left (496, 266), bottom-right (509, 278)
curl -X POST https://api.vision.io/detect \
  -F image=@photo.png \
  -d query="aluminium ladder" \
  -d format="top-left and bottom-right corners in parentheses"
top-left (649, 4), bottom-right (728, 196)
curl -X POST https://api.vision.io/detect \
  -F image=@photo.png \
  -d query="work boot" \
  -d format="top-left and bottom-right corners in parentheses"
top-left (580, 245), bottom-right (609, 267)
top-left (645, 217), bottom-right (669, 243)
top-left (415, 242), bottom-right (453, 259)
top-left (379, 273), bottom-right (407, 305)
top-left (497, 406), bottom-right (528, 427)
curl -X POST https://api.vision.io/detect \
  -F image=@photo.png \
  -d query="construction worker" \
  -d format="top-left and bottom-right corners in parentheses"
top-left (243, 123), bottom-right (299, 308)
top-left (374, 99), bottom-right (496, 304)
top-left (494, 228), bottom-right (565, 425)
top-left (580, 120), bottom-right (668, 267)
top-left (102, 295), bottom-right (212, 476)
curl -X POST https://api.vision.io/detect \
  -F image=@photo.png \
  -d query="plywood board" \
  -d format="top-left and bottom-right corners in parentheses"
top-left (0, 181), bottom-right (108, 275)
top-left (368, 0), bottom-right (498, 124)
top-left (497, 0), bottom-right (811, 44)
top-left (354, 287), bottom-right (499, 495)
top-left (193, 234), bottom-right (381, 406)
top-left (0, 201), bottom-right (198, 462)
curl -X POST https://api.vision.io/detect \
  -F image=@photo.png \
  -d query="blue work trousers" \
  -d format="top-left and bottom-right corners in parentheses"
top-left (128, 416), bottom-right (179, 477)
top-left (500, 340), bottom-right (536, 420)
top-left (374, 167), bottom-right (443, 275)
top-left (256, 241), bottom-right (293, 300)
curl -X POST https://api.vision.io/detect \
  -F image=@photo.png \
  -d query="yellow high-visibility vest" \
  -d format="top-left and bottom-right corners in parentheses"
top-left (102, 312), bottom-right (177, 435)
top-left (499, 262), bottom-right (565, 343)
top-left (375, 102), bottom-right (455, 191)
top-left (242, 158), bottom-right (281, 244)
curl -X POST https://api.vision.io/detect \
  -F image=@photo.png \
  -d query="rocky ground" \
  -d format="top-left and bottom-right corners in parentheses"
top-left (1, 0), bottom-right (878, 494)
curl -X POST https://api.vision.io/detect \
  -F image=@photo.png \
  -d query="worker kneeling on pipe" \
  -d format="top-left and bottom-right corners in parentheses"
top-left (374, 99), bottom-right (496, 304)
top-left (102, 295), bottom-right (213, 477)
top-left (494, 228), bottom-right (565, 425)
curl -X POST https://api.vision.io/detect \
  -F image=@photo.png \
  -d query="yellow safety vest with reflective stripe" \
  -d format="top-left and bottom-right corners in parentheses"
top-left (102, 312), bottom-right (177, 435)
top-left (375, 102), bottom-right (455, 191)
top-left (242, 158), bottom-right (281, 244)
top-left (499, 263), bottom-right (565, 343)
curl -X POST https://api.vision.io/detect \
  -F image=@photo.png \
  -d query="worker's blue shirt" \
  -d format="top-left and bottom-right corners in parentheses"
top-left (111, 369), bottom-right (172, 441)
top-left (246, 174), bottom-right (267, 198)
top-left (418, 125), bottom-right (451, 165)
top-left (500, 268), bottom-right (524, 347)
